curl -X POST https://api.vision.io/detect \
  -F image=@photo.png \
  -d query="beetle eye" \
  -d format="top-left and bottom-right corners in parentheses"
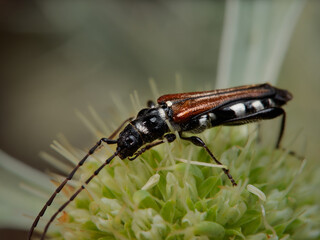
top-left (150, 117), bottom-right (157, 123)
top-left (126, 136), bottom-right (136, 145)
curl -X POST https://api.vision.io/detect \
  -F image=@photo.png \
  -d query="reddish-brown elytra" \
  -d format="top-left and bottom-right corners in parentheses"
top-left (29, 83), bottom-right (292, 240)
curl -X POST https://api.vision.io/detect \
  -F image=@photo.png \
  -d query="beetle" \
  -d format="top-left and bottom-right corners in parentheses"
top-left (28, 83), bottom-right (292, 240)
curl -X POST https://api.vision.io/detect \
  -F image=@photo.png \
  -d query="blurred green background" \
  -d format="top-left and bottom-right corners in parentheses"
top-left (0, 1), bottom-right (319, 239)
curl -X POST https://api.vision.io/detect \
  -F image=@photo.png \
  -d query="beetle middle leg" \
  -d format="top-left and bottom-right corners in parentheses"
top-left (179, 133), bottom-right (237, 186)
top-left (128, 134), bottom-right (176, 160)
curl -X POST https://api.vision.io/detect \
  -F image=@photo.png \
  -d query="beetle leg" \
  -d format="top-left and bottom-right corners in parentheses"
top-left (276, 112), bottom-right (304, 160)
top-left (179, 133), bottom-right (237, 186)
top-left (128, 134), bottom-right (176, 160)
top-left (221, 107), bottom-right (287, 149)
top-left (147, 100), bottom-right (156, 108)
top-left (109, 117), bottom-right (134, 139)
top-left (275, 110), bottom-right (286, 149)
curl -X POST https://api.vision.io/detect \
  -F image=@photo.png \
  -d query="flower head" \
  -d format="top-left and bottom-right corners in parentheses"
top-left (32, 124), bottom-right (319, 240)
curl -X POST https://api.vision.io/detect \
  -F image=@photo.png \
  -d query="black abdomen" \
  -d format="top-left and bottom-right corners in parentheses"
top-left (180, 98), bottom-right (279, 133)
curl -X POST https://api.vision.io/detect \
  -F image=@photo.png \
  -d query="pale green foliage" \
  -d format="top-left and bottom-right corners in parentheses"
top-left (51, 126), bottom-right (320, 240)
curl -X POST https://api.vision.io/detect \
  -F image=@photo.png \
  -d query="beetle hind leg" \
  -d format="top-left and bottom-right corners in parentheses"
top-left (276, 111), bottom-right (304, 160)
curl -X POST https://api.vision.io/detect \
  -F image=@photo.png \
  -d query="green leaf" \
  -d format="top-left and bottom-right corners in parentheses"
top-left (249, 167), bottom-right (264, 182)
top-left (98, 236), bottom-right (117, 240)
top-left (209, 177), bottom-right (223, 197)
top-left (242, 215), bottom-right (262, 235)
top-left (245, 233), bottom-right (268, 240)
top-left (160, 200), bottom-right (175, 223)
top-left (236, 210), bottom-right (260, 226)
top-left (157, 173), bottom-right (168, 200)
top-left (205, 206), bottom-right (217, 222)
top-left (193, 221), bottom-right (225, 239)
top-left (174, 163), bottom-right (204, 181)
top-left (224, 207), bottom-right (241, 225)
top-left (186, 197), bottom-right (195, 211)
top-left (102, 185), bottom-right (117, 199)
top-left (143, 149), bottom-right (161, 168)
top-left (82, 220), bottom-right (99, 231)
top-left (133, 190), bottom-right (160, 211)
top-left (285, 218), bottom-right (303, 234)
top-left (198, 176), bottom-right (218, 198)
top-left (75, 198), bottom-right (90, 209)
top-left (194, 200), bottom-right (206, 212)
top-left (225, 228), bottom-right (245, 239)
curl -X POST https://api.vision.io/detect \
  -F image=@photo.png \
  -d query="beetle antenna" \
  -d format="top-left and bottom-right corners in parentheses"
top-left (28, 117), bottom-right (133, 240)
top-left (28, 139), bottom-right (117, 240)
top-left (40, 151), bottom-right (118, 240)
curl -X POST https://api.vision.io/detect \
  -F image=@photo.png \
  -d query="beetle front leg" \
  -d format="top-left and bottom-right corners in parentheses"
top-left (179, 133), bottom-right (237, 186)
top-left (128, 134), bottom-right (176, 160)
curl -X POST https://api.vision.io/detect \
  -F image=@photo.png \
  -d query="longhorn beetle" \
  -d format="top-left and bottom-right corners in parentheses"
top-left (29, 83), bottom-right (292, 240)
